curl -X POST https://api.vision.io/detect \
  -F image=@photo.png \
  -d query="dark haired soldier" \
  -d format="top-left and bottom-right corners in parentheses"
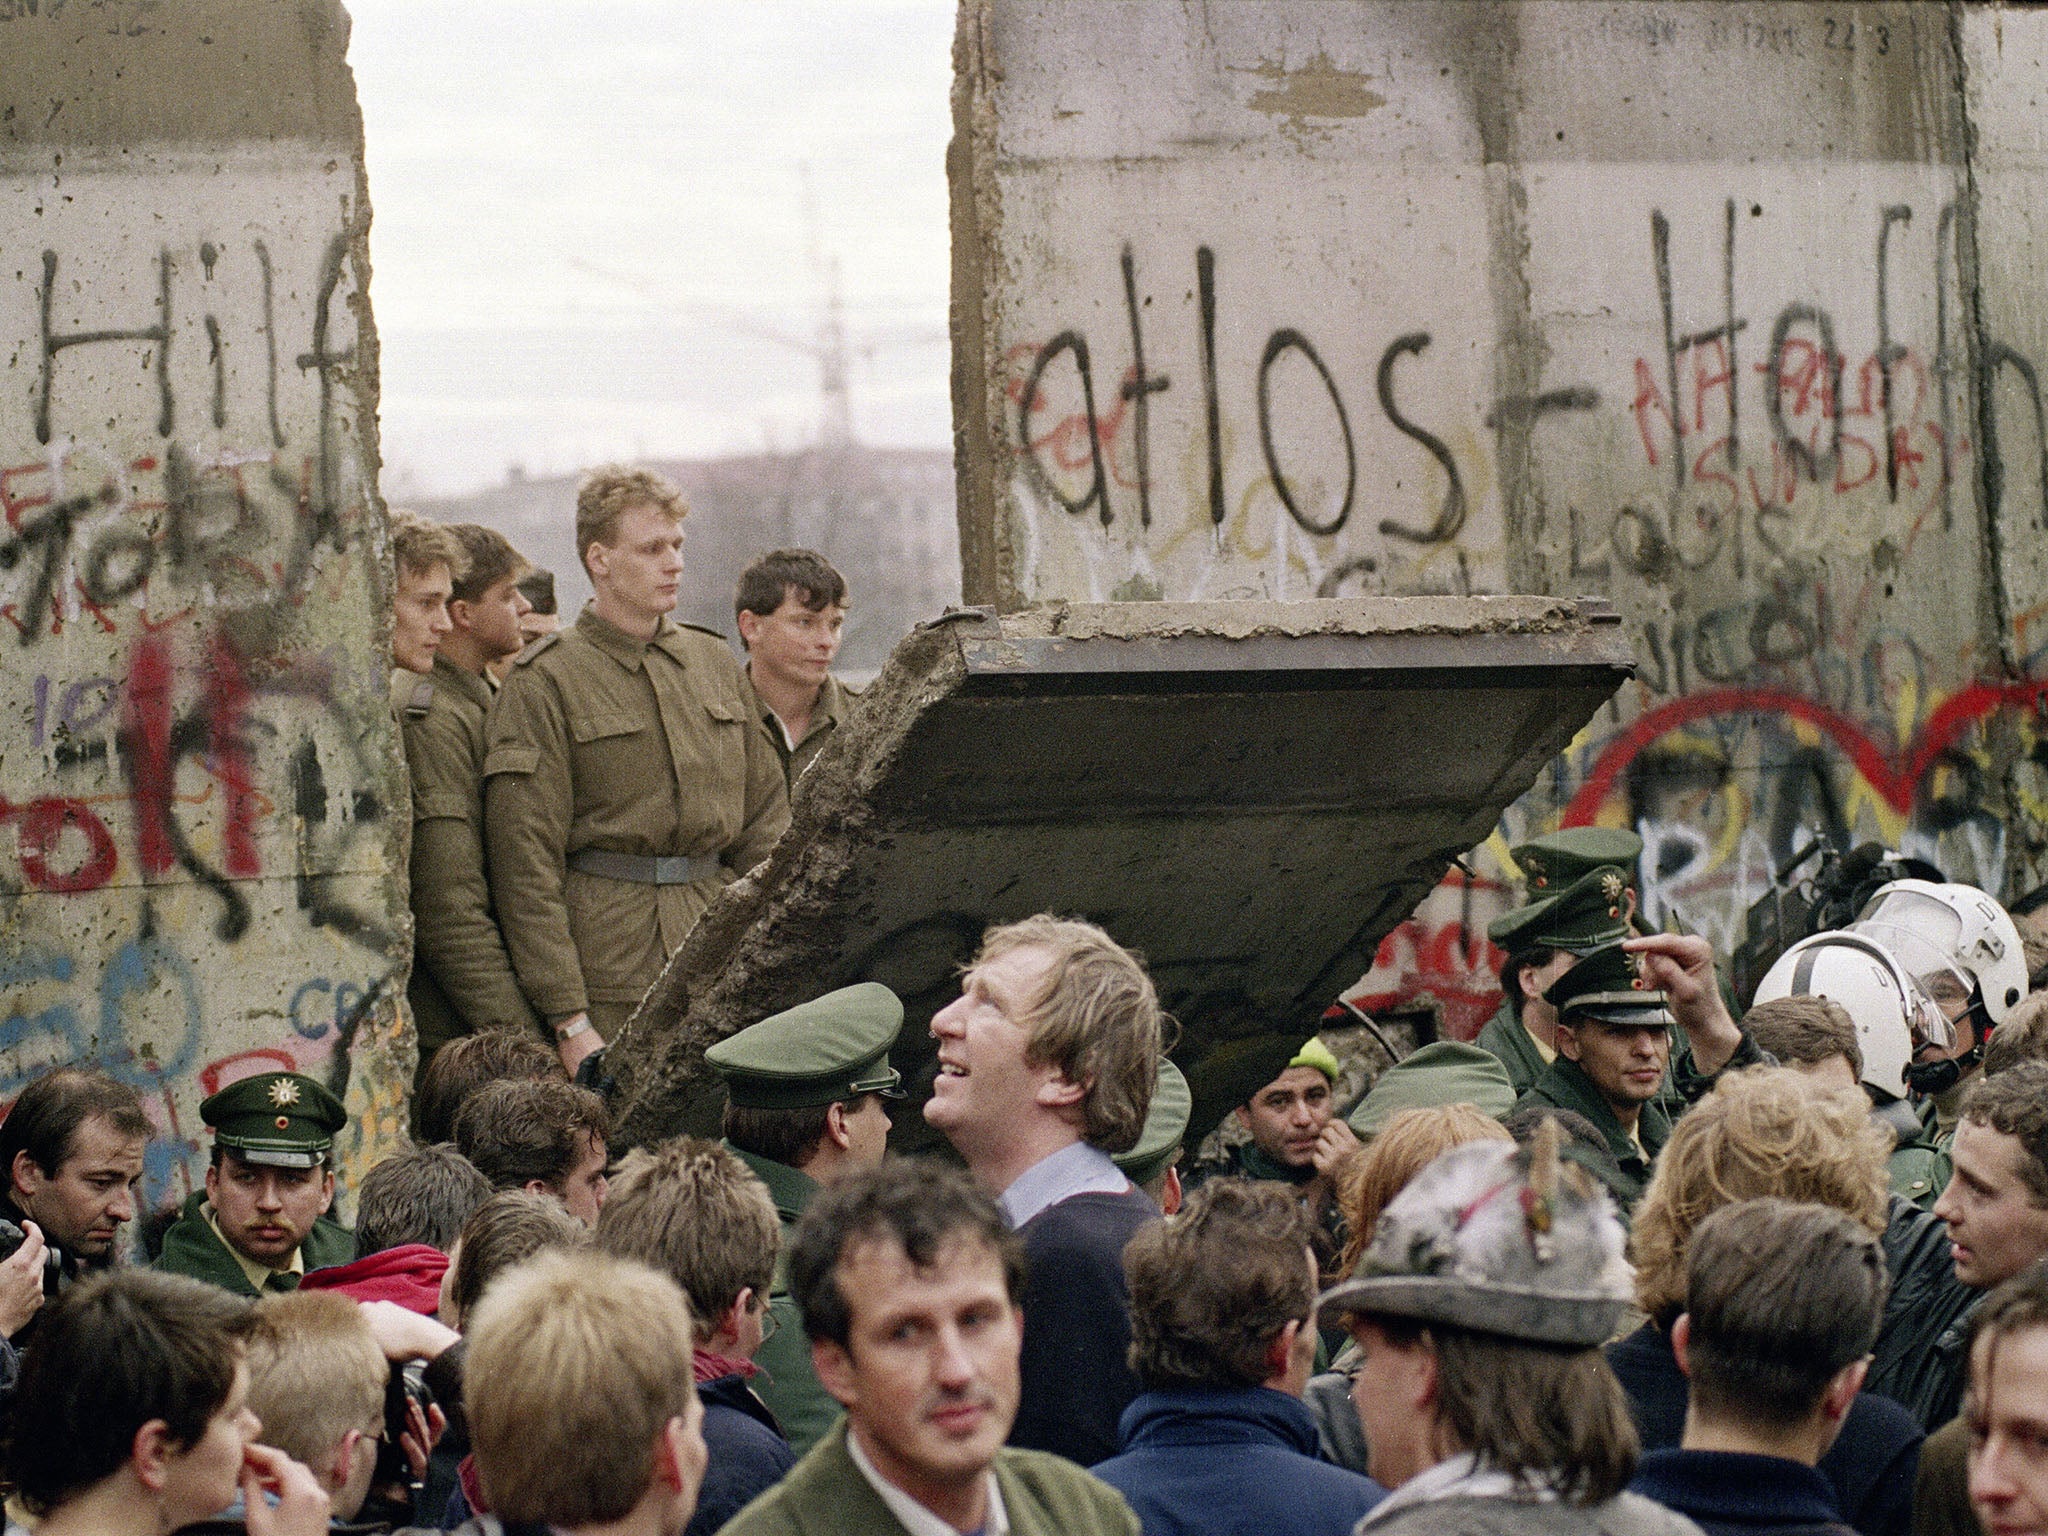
top-left (1092, 1180), bottom-right (1385, 1536)
top-left (706, 982), bottom-right (904, 1456)
top-left (0, 1066), bottom-right (150, 1348)
top-left (398, 522), bottom-right (547, 1081)
top-left (156, 1072), bottom-right (354, 1297)
top-left (1631, 1199), bottom-right (1888, 1536)
top-left (721, 1159), bottom-right (1138, 1536)
top-left (735, 548), bottom-right (856, 786)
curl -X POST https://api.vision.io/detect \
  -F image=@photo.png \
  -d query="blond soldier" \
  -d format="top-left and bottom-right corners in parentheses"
top-left (484, 467), bottom-right (789, 1073)
top-left (401, 523), bottom-right (545, 1078)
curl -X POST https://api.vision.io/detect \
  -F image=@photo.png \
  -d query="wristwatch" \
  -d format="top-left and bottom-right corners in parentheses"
top-left (555, 1016), bottom-right (592, 1042)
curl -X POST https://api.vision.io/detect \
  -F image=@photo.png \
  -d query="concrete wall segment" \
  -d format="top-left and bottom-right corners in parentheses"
top-left (0, 0), bottom-right (408, 1227)
top-left (954, 0), bottom-right (2048, 1028)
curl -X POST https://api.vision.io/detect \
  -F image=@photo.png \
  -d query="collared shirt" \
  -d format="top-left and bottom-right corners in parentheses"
top-left (846, 1419), bottom-right (1009, 1536)
top-left (1359, 1453), bottom-right (1556, 1528)
top-left (203, 1202), bottom-right (303, 1292)
top-left (998, 1141), bottom-right (1130, 1229)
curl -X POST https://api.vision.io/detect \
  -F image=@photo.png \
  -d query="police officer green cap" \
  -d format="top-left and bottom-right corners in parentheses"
top-left (200, 1071), bottom-right (347, 1170)
top-left (1184, 1032), bottom-right (1311, 1154)
top-left (1346, 1042), bottom-right (1517, 1139)
top-left (707, 982), bottom-right (907, 1111)
top-left (1511, 827), bottom-right (1643, 896)
top-left (1114, 1060), bottom-right (1190, 1187)
top-left (1543, 940), bottom-right (1672, 1029)
top-left (1487, 865), bottom-right (1633, 960)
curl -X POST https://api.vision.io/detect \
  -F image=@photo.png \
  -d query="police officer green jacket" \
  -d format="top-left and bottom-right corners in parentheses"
top-left (154, 1191), bottom-right (355, 1299)
top-left (483, 608), bottom-right (790, 1033)
top-left (396, 656), bottom-right (543, 1066)
top-left (1473, 998), bottom-right (1549, 1098)
top-left (1514, 1057), bottom-right (1671, 1209)
top-left (717, 1421), bottom-right (1140, 1536)
top-left (728, 1143), bottom-right (841, 1458)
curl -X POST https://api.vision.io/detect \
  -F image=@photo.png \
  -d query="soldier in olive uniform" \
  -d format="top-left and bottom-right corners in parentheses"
top-left (1476, 862), bottom-right (1636, 1095)
top-left (155, 1072), bottom-right (355, 1297)
top-left (397, 523), bottom-right (546, 1084)
top-left (735, 549), bottom-right (860, 788)
top-left (1514, 936), bottom-right (1764, 1209)
top-left (705, 982), bottom-right (905, 1457)
top-left (484, 467), bottom-right (790, 1072)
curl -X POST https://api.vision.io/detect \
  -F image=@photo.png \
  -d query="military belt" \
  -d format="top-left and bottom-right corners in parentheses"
top-left (567, 849), bottom-right (723, 885)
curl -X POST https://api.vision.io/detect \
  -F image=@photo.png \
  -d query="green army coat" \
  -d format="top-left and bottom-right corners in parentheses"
top-left (745, 671), bottom-right (862, 789)
top-left (1515, 1057), bottom-right (1672, 1209)
top-left (154, 1192), bottom-right (355, 1298)
top-left (728, 1143), bottom-right (841, 1457)
top-left (718, 1420), bottom-right (1140, 1536)
top-left (483, 609), bottom-right (790, 1024)
top-left (1473, 997), bottom-right (1549, 1097)
top-left (396, 657), bottom-right (542, 1062)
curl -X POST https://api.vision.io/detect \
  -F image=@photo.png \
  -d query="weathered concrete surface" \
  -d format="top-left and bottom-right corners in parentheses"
top-left (0, 2), bottom-right (407, 1215)
top-left (953, 0), bottom-right (2048, 1032)
top-left (606, 596), bottom-right (1633, 1149)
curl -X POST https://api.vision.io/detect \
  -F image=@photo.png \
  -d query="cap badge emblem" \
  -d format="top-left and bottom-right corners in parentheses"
top-left (268, 1079), bottom-right (301, 1108)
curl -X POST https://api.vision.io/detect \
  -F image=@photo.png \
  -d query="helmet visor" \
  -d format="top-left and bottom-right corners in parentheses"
top-left (1850, 916), bottom-right (1966, 1051)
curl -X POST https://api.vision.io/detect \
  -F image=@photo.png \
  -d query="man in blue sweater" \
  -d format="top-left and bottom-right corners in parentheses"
top-left (1630, 1198), bottom-right (1886, 1536)
top-left (1092, 1179), bottom-right (1385, 1535)
top-left (926, 914), bottom-right (1164, 1466)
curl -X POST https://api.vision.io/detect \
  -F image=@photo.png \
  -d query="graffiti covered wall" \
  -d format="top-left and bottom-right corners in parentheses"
top-left (953, 0), bottom-right (2048, 1029)
top-left (0, 2), bottom-right (408, 1216)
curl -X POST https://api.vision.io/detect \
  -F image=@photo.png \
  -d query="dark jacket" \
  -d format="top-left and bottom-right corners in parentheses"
top-left (153, 1192), bottom-right (355, 1297)
top-left (1606, 1323), bottom-right (1920, 1536)
top-left (1474, 997), bottom-right (1549, 1096)
top-left (1866, 1196), bottom-right (1979, 1431)
top-left (1632, 1449), bottom-right (1857, 1536)
top-left (728, 1143), bottom-right (840, 1457)
top-left (1516, 1058), bottom-right (1670, 1206)
top-left (1090, 1386), bottom-right (1385, 1536)
top-left (1012, 1188), bottom-right (1159, 1467)
top-left (686, 1370), bottom-right (797, 1536)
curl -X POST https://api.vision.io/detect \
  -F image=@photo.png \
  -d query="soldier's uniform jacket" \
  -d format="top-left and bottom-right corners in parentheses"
top-left (483, 607), bottom-right (790, 1023)
top-left (1473, 996), bottom-right (1549, 1097)
top-left (155, 1191), bottom-right (355, 1299)
top-left (745, 671), bottom-right (861, 789)
top-left (395, 657), bottom-right (542, 1057)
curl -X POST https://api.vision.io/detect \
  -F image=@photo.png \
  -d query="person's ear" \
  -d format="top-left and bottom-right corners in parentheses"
top-left (1669, 1313), bottom-right (1692, 1378)
top-left (1233, 1104), bottom-right (1252, 1132)
top-left (8, 1150), bottom-right (40, 1202)
top-left (327, 1428), bottom-right (363, 1494)
top-left (1821, 1357), bottom-right (1869, 1424)
top-left (723, 1289), bottom-right (756, 1343)
top-left (824, 1101), bottom-right (854, 1153)
top-left (1034, 1071), bottom-right (1086, 1112)
top-left (1553, 1024), bottom-right (1583, 1063)
top-left (812, 1338), bottom-right (859, 1411)
top-left (447, 597), bottom-right (474, 633)
top-left (736, 609), bottom-right (762, 649)
top-left (1263, 1319), bottom-right (1301, 1382)
top-left (1161, 1165), bottom-right (1183, 1217)
top-left (317, 1169), bottom-right (336, 1216)
top-left (131, 1419), bottom-right (177, 1493)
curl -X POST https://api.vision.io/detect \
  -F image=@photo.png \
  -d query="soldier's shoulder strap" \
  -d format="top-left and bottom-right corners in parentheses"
top-left (511, 631), bottom-right (564, 667)
top-left (677, 621), bottom-right (730, 641)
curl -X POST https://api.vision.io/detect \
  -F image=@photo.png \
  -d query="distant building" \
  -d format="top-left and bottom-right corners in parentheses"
top-left (416, 445), bottom-right (959, 678)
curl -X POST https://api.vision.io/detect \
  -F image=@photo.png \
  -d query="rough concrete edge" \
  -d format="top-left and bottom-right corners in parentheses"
top-left (1007, 593), bottom-right (1604, 641)
top-left (607, 616), bottom-right (977, 1142)
top-left (949, 0), bottom-right (1005, 609)
top-left (330, 2), bottom-right (416, 1167)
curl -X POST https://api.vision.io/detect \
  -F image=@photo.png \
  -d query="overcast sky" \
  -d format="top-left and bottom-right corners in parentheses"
top-left (346, 2), bottom-right (955, 496)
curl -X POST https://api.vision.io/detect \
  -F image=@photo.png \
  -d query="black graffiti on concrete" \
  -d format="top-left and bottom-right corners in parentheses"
top-left (38, 249), bottom-right (173, 445)
top-left (1119, 245), bottom-right (1170, 529)
top-left (1018, 330), bottom-right (1113, 527)
top-left (1377, 333), bottom-right (1466, 545)
top-left (1260, 328), bottom-right (1354, 537)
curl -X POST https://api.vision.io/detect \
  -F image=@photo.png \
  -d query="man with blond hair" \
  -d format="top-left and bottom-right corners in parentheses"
top-left (925, 914), bottom-right (1164, 1465)
top-left (388, 510), bottom-right (463, 678)
top-left (596, 1137), bottom-right (795, 1536)
top-left (484, 465), bottom-right (788, 1075)
top-left (459, 1249), bottom-right (708, 1536)
top-left (1606, 1069), bottom-right (1921, 1536)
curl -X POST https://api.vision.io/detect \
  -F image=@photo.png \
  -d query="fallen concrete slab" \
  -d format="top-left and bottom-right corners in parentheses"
top-left (606, 594), bottom-right (1633, 1150)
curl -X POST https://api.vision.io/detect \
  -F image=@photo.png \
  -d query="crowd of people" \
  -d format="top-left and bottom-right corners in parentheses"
top-left (1, 467), bottom-right (2047, 1536)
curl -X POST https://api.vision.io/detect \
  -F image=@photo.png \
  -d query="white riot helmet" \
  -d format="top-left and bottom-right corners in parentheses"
top-left (1752, 931), bottom-right (1955, 1100)
top-left (1852, 879), bottom-right (2027, 1030)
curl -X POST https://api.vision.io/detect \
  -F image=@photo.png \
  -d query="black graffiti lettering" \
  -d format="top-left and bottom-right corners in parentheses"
top-left (0, 490), bottom-right (93, 643)
top-left (1767, 303), bottom-right (1843, 482)
top-left (1934, 203), bottom-right (1962, 530)
top-left (1876, 204), bottom-right (1911, 502)
top-left (38, 248), bottom-right (173, 445)
top-left (79, 526), bottom-right (155, 606)
top-left (1565, 506), bottom-right (1611, 583)
top-left (289, 735), bottom-right (395, 954)
top-left (1485, 387), bottom-right (1599, 429)
top-left (1258, 329), bottom-right (1355, 538)
top-left (1375, 333), bottom-right (1465, 544)
top-left (1118, 246), bottom-right (1170, 530)
top-left (1978, 343), bottom-right (2048, 533)
top-left (1197, 246), bottom-right (1225, 528)
top-left (1651, 212), bottom-right (1686, 500)
top-left (295, 233), bottom-right (356, 552)
top-left (1018, 330), bottom-right (1112, 526)
top-left (163, 442), bottom-right (266, 575)
top-left (204, 313), bottom-right (227, 430)
top-left (1722, 198), bottom-right (1740, 469)
top-left (254, 239), bottom-right (286, 450)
